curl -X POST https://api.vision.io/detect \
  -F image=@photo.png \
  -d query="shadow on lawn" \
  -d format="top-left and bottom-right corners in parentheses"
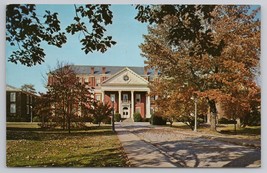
top-left (11, 147), bottom-right (128, 167)
top-left (6, 126), bottom-right (115, 141)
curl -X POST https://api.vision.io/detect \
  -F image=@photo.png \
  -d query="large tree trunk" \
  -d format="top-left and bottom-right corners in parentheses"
top-left (209, 100), bottom-right (217, 131)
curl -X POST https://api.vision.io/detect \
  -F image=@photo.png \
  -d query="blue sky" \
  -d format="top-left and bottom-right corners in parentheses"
top-left (6, 4), bottom-right (149, 93)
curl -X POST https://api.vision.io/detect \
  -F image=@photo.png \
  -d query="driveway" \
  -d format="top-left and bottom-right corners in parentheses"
top-left (116, 122), bottom-right (261, 168)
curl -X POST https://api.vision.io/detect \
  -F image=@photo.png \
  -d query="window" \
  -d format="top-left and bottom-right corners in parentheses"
top-left (10, 104), bottom-right (16, 113)
top-left (96, 78), bottom-right (101, 86)
top-left (123, 75), bottom-right (129, 81)
top-left (123, 94), bottom-right (128, 102)
top-left (30, 95), bottom-right (32, 104)
top-left (84, 78), bottom-right (89, 85)
top-left (10, 92), bottom-right (16, 102)
top-left (136, 94), bottom-right (141, 103)
top-left (96, 94), bottom-right (101, 101)
top-left (110, 94), bottom-right (115, 102)
top-left (27, 95), bottom-right (29, 104)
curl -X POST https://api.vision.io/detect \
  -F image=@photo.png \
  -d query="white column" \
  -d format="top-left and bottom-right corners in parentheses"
top-left (131, 90), bottom-right (134, 118)
top-left (118, 90), bottom-right (122, 115)
top-left (146, 92), bottom-right (151, 118)
top-left (101, 91), bottom-right (105, 103)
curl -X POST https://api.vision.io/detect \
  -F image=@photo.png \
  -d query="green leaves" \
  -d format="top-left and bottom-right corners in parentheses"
top-left (66, 4), bottom-right (116, 55)
top-left (136, 5), bottom-right (222, 57)
top-left (6, 4), bottom-right (116, 66)
top-left (6, 4), bottom-right (67, 66)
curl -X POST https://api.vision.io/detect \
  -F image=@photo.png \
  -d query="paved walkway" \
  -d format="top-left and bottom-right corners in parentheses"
top-left (116, 123), bottom-right (177, 167)
top-left (116, 122), bottom-right (261, 168)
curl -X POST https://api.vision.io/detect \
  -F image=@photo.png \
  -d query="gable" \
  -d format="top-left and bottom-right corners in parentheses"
top-left (102, 67), bottom-right (148, 86)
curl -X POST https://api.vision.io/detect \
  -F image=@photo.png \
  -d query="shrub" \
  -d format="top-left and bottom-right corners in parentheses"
top-left (143, 118), bottom-right (150, 122)
top-left (133, 113), bottom-right (142, 122)
top-left (218, 118), bottom-right (237, 124)
top-left (92, 118), bottom-right (99, 124)
top-left (83, 115), bottom-right (93, 123)
top-left (177, 115), bottom-right (204, 130)
top-left (103, 116), bottom-right (111, 124)
top-left (114, 113), bottom-right (121, 122)
top-left (32, 116), bottom-right (41, 122)
top-left (150, 113), bottom-right (166, 125)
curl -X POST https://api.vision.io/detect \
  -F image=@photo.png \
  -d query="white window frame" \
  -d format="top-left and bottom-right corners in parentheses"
top-left (10, 103), bottom-right (16, 113)
top-left (123, 94), bottom-right (128, 102)
top-left (10, 92), bottom-right (16, 102)
top-left (96, 78), bottom-right (101, 86)
top-left (95, 94), bottom-right (101, 101)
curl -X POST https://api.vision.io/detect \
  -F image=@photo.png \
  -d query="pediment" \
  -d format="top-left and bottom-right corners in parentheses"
top-left (102, 67), bottom-right (148, 86)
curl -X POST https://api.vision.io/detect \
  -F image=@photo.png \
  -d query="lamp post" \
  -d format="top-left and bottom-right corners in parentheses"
top-left (111, 97), bottom-right (115, 132)
top-left (191, 95), bottom-right (198, 132)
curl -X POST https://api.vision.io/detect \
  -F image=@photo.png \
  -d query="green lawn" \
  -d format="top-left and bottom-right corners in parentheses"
top-left (171, 122), bottom-right (261, 139)
top-left (6, 123), bottom-right (129, 167)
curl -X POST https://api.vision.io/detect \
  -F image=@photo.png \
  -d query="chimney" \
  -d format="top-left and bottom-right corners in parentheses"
top-left (102, 67), bottom-right (106, 75)
top-left (144, 66), bottom-right (148, 75)
top-left (90, 67), bottom-right (94, 75)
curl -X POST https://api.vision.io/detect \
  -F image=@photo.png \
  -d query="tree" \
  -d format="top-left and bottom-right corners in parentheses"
top-left (150, 78), bottom-right (208, 129)
top-left (135, 5), bottom-right (224, 57)
top-left (89, 101), bottom-right (112, 127)
top-left (21, 84), bottom-right (36, 94)
top-left (140, 5), bottom-right (260, 131)
top-left (6, 4), bottom-right (116, 66)
top-left (33, 92), bottom-right (53, 128)
top-left (47, 62), bottom-right (93, 132)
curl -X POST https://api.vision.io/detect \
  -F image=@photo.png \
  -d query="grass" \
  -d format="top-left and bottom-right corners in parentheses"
top-left (6, 123), bottom-right (129, 167)
top-left (170, 122), bottom-right (261, 139)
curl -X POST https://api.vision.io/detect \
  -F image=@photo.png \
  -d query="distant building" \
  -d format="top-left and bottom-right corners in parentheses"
top-left (48, 66), bottom-right (159, 119)
top-left (6, 85), bottom-right (38, 122)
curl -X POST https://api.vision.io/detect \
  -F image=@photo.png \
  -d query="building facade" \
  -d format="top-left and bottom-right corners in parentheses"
top-left (6, 85), bottom-right (37, 122)
top-left (48, 66), bottom-right (158, 119)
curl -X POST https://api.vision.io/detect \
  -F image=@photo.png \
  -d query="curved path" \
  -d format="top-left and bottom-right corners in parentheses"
top-left (116, 122), bottom-right (261, 168)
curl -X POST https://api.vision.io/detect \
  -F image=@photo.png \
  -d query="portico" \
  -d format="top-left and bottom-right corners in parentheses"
top-left (101, 89), bottom-right (151, 119)
top-left (100, 67), bottom-right (151, 119)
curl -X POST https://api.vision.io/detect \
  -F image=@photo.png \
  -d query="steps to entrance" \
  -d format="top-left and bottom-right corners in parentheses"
top-left (122, 118), bottom-right (134, 123)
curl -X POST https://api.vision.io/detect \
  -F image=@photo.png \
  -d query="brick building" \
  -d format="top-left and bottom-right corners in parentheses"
top-left (6, 85), bottom-right (38, 122)
top-left (48, 66), bottom-right (158, 119)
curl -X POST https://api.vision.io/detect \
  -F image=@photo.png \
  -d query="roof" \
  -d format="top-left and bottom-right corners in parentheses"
top-left (6, 84), bottom-right (21, 92)
top-left (70, 65), bottom-right (156, 76)
top-left (6, 84), bottom-right (38, 96)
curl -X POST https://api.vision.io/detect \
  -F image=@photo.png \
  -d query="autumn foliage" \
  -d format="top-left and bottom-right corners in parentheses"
top-left (140, 5), bottom-right (260, 131)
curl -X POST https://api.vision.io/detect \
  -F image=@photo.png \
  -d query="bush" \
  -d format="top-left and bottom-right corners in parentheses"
top-left (143, 118), bottom-right (150, 122)
top-left (92, 118), bottom-right (99, 124)
top-left (133, 113), bottom-right (142, 122)
top-left (177, 115), bottom-right (204, 130)
top-left (103, 116), bottom-right (111, 124)
top-left (150, 113), bottom-right (166, 125)
top-left (114, 113), bottom-right (121, 122)
top-left (218, 118), bottom-right (237, 124)
top-left (32, 116), bottom-right (41, 122)
top-left (83, 115), bottom-right (93, 123)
